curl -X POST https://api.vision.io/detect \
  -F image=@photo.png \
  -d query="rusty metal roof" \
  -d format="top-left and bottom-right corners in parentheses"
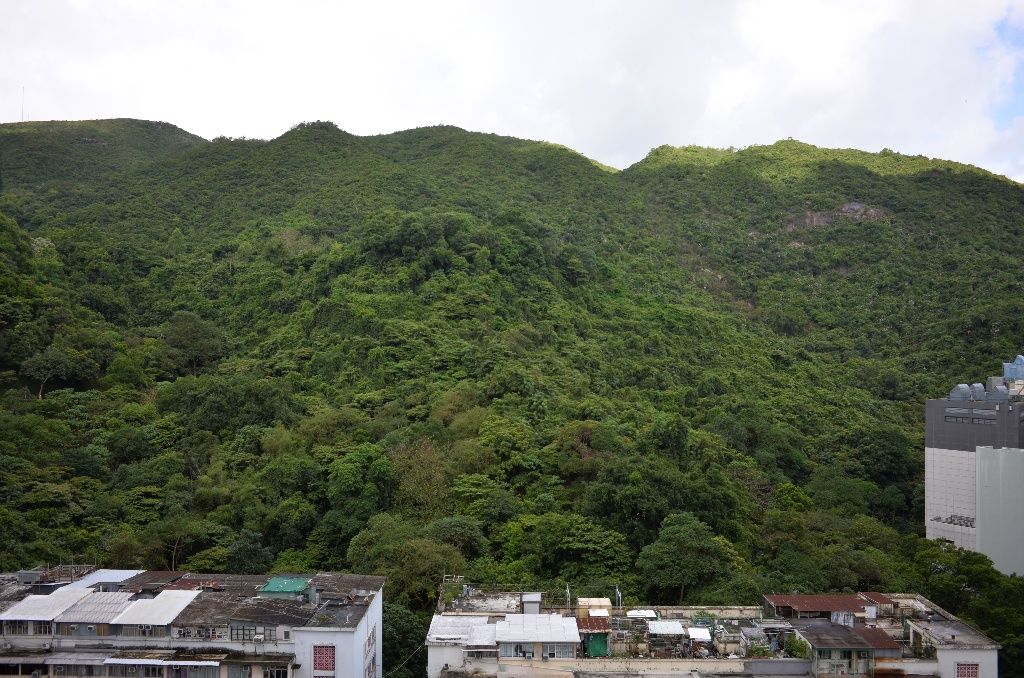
top-left (764, 594), bottom-right (866, 613)
top-left (853, 626), bottom-right (901, 650)
top-left (576, 616), bottom-right (610, 633)
top-left (859, 591), bottom-right (895, 606)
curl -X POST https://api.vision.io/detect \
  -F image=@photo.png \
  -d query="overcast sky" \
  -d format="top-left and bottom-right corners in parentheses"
top-left (3, 0), bottom-right (1024, 179)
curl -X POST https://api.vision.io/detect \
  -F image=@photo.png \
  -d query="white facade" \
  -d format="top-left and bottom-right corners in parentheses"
top-left (936, 648), bottom-right (998, 678)
top-left (925, 447), bottom-right (977, 549)
top-left (0, 572), bottom-right (384, 678)
top-left (291, 592), bottom-right (381, 678)
top-left (976, 446), bottom-right (1024, 576)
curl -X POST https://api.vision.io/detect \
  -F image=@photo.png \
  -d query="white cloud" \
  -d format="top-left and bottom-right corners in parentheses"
top-left (1, 0), bottom-right (1023, 179)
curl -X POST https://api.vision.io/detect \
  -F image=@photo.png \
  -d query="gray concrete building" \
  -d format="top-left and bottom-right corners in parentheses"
top-left (925, 356), bottom-right (1024, 575)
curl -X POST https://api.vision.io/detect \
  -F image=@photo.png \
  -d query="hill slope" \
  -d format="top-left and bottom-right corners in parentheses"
top-left (2, 119), bottom-right (1023, 672)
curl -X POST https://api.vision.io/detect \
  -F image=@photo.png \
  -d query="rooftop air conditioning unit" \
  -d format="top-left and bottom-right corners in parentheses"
top-left (253, 634), bottom-right (265, 643)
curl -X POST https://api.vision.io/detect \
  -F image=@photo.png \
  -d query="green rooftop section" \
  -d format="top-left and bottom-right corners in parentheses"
top-left (260, 576), bottom-right (311, 593)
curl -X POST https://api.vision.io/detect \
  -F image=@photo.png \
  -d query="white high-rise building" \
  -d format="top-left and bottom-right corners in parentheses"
top-left (925, 356), bottom-right (1024, 575)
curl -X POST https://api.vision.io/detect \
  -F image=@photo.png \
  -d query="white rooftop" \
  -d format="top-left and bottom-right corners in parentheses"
top-left (426, 614), bottom-right (493, 644)
top-left (0, 588), bottom-right (91, 621)
top-left (648, 620), bottom-right (685, 635)
top-left (577, 597), bottom-right (612, 608)
top-left (64, 570), bottom-right (144, 589)
top-left (495, 614), bottom-right (580, 644)
top-left (110, 590), bottom-right (200, 626)
top-left (467, 624), bottom-right (497, 647)
top-left (589, 608), bottom-right (610, 617)
top-left (689, 627), bottom-right (712, 642)
top-left (56, 592), bottom-right (135, 623)
top-left (626, 609), bottom-right (658, 619)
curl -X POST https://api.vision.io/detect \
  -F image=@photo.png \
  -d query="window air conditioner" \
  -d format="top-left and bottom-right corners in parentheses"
top-left (69, 625), bottom-right (78, 631)
top-left (253, 634), bottom-right (265, 643)
top-left (87, 626), bottom-right (95, 632)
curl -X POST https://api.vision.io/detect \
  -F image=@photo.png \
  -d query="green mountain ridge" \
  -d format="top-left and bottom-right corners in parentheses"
top-left (2, 118), bottom-right (1024, 675)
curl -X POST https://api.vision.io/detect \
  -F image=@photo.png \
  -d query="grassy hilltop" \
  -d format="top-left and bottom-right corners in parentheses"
top-left (2, 119), bottom-right (1024, 674)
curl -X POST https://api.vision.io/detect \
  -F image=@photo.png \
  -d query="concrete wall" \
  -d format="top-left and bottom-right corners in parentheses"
top-left (743, 658), bottom-right (811, 674)
top-left (936, 647), bottom-right (998, 678)
top-left (925, 447), bottom-right (977, 549)
top-left (976, 446), bottom-right (1024, 575)
top-left (465, 656), bottom-right (747, 675)
top-left (427, 645), bottom-right (464, 678)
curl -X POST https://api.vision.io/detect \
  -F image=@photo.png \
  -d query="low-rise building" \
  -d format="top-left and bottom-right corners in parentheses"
top-left (0, 570), bottom-right (384, 678)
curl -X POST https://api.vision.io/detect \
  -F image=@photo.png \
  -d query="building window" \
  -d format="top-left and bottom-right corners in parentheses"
top-left (283, 631), bottom-right (290, 641)
top-left (230, 625), bottom-right (277, 642)
top-left (228, 666), bottom-right (251, 678)
top-left (33, 622), bottom-right (52, 635)
top-left (542, 644), bottom-right (574, 658)
top-left (142, 667), bottom-right (163, 678)
top-left (3, 621), bottom-right (29, 635)
top-left (956, 664), bottom-right (980, 678)
top-left (313, 646), bottom-right (335, 673)
top-left (499, 643), bottom-right (533, 658)
top-left (262, 667), bottom-right (288, 678)
top-left (840, 650), bottom-right (852, 659)
top-left (944, 416), bottom-right (969, 423)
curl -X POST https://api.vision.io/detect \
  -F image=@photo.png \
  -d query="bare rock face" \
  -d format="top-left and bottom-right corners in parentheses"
top-left (786, 201), bottom-right (885, 231)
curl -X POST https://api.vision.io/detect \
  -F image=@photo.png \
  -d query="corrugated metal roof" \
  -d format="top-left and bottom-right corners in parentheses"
top-left (111, 590), bottom-right (200, 626)
top-left (0, 588), bottom-right (92, 621)
top-left (853, 626), bottom-right (901, 649)
top-left (765, 594), bottom-right (866, 613)
top-left (56, 592), bottom-right (135, 623)
top-left (688, 627), bottom-right (712, 642)
top-left (64, 570), bottom-right (144, 590)
top-left (426, 614), bottom-right (492, 644)
top-left (494, 614), bottom-right (580, 644)
top-left (647, 620), bottom-right (685, 635)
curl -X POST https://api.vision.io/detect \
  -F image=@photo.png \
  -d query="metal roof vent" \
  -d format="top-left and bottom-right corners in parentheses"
top-left (949, 384), bottom-right (972, 400)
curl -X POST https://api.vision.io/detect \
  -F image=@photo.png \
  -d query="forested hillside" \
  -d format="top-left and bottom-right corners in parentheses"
top-left (2, 119), bottom-right (1023, 674)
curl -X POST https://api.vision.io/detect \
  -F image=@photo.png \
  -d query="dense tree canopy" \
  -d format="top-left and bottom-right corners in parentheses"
top-left (2, 119), bottom-right (1024, 673)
